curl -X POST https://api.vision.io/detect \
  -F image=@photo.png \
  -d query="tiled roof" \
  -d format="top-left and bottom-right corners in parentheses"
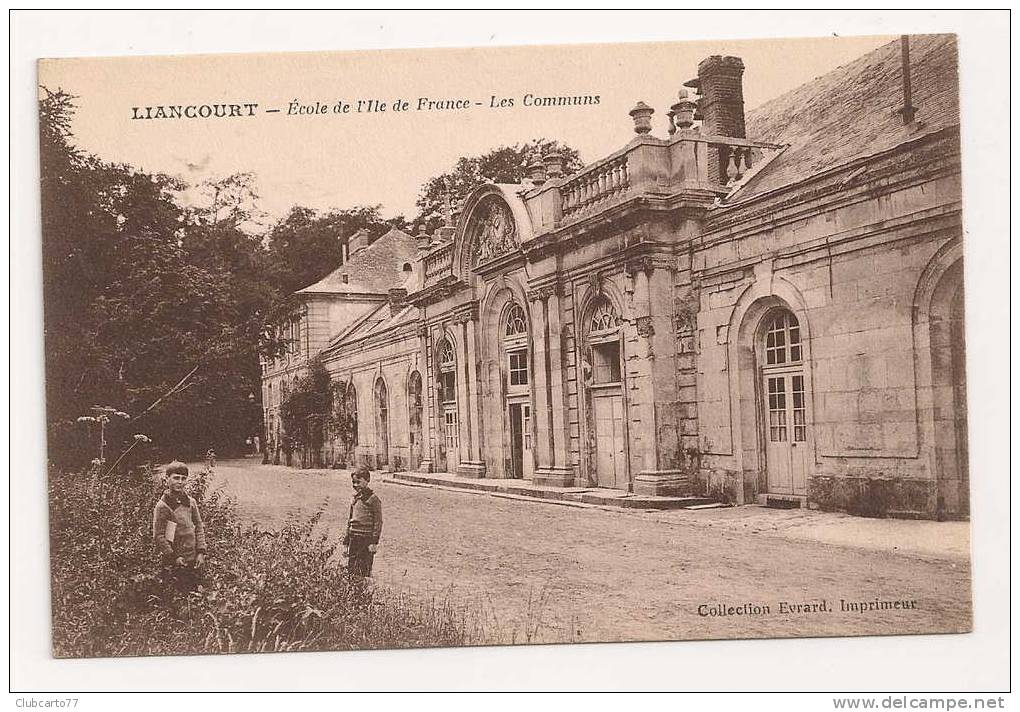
top-left (296, 227), bottom-right (417, 295)
top-left (736, 34), bottom-right (960, 200)
top-left (329, 302), bottom-right (418, 350)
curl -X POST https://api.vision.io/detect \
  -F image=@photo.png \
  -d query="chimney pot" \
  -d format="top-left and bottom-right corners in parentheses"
top-left (347, 228), bottom-right (371, 258)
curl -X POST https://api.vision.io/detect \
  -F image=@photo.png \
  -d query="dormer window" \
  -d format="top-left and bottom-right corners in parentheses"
top-left (341, 274), bottom-right (349, 284)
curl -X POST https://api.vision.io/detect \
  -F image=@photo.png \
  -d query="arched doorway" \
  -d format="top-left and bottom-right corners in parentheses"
top-left (757, 308), bottom-right (810, 496)
top-left (502, 302), bottom-right (533, 479)
top-left (333, 381), bottom-right (358, 467)
top-left (408, 371), bottom-right (423, 471)
top-left (374, 377), bottom-right (389, 468)
top-left (929, 262), bottom-right (967, 518)
top-left (437, 338), bottom-right (459, 471)
top-left (583, 296), bottom-right (627, 489)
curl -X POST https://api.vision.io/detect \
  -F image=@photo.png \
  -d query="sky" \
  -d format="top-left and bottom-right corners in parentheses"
top-left (40, 34), bottom-right (894, 223)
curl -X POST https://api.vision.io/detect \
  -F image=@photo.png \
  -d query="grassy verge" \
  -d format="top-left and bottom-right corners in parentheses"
top-left (48, 465), bottom-right (477, 657)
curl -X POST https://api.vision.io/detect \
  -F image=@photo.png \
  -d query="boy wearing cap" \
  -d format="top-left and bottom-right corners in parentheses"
top-left (342, 465), bottom-right (383, 579)
top-left (152, 461), bottom-right (207, 592)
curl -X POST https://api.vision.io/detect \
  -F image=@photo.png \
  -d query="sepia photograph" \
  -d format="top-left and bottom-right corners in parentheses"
top-left (13, 11), bottom-right (1009, 695)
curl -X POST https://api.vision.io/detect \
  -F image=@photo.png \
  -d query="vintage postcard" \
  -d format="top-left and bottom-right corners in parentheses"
top-left (38, 32), bottom-right (972, 660)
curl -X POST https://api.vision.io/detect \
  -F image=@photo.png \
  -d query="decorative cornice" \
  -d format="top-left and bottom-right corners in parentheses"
top-left (625, 256), bottom-right (654, 278)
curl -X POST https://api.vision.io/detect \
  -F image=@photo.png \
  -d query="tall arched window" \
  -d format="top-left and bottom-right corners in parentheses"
top-left (437, 338), bottom-right (459, 463)
top-left (438, 339), bottom-right (457, 404)
top-left (588, 297), bottom-right (621, 384)
top-left (408, 371), bottom-right (423, 469)
top-left (763, 310), bottom-right (802, 366)
top-left (757, 307), bottom-right (809, 494)
top-left (503, 303), bottom-right (529, 388)
top-left (374, 377), bottom-right (389, 466)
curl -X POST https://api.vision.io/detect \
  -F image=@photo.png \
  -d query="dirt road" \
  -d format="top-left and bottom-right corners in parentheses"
top-left (208, 459), bottom-right (972, 645)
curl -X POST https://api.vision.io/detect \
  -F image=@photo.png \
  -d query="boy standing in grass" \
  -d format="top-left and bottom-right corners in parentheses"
top-left (343, 464), bottom-right (383, 580)
top-left (152, 461), bottom-right (207, 592)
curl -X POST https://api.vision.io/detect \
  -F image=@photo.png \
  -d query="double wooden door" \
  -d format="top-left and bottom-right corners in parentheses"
top-left (762, 369), bottom-right (809, 495)
top-left (593, 393), bottom-right (626, 490)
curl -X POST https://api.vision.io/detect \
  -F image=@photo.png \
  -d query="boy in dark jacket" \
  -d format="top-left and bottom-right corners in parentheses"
top-left (342, 464), bottom-right (383, 579)
top-left (152, 461), bottom-right (207, 592)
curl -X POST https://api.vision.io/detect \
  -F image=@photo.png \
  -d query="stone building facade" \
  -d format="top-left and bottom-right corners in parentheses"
top-left (262, 34), bottom-right (967, 519)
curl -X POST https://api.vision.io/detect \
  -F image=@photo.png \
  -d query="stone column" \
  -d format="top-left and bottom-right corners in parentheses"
top-left (466, 317), bottom-right (486, 463)
top-left (417, 324), bottom-right (434, 473)
top-left (627, 260), bottom-right (686, 497)
top-left (456, 315), bottom-right (486, 478)
top-left (528, 289), bottom-right (553, 473)
top-left (532, 285), bottom-right (574, 487)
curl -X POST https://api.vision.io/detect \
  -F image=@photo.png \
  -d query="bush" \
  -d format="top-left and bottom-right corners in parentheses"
top-left (48, 465), bottom-right (473, 657)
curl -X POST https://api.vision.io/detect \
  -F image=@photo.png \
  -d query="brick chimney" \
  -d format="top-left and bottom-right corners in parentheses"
top-left (388, 287), bottom-right (407, 315)
top-left (696, 55), bottom-right (746, 138)
top-left (348, 228), bottom-right (371, 258)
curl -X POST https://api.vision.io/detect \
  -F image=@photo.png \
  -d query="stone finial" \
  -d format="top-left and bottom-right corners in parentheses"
top-left (629, 101), bottom-right (655, 134)
top-left (671, 88), bottom-right (697, 130)
top-left (543, 151), bottom-right (563, 178)
top-left (527, 160), bottom-right (548, 186)
top-left (415, 223), bottom-right (432, 253)
top-left (441, 181), bottom-right (455, 227)
top-left (666, 109), bottom-right (677, 136)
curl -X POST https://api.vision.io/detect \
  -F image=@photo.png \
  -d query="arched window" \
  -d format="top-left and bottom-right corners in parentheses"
top-left (590, 299), bottom-right (618, 333)
top-left (438, 338), bottom-right (457, 403)
top-left (408, 371), bottom-right (423, 467)
top-left (343, 382), bottom-right (358, 449)
top-left (588, 298), bottom-right (621, 385)
top-left (503, 303), bottom-right (529, 388)
top-left (436, 338), bottom-right (459, 460)
top-left (374, 377), bottom-right (389, 465)
top-left (763, 310), bottom-right (802, 366)
top-left (505, 304), bottom-right (527, 337)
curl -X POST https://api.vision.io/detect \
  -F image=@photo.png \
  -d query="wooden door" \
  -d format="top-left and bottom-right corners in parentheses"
top-left (509, 403), bottom-right (524, 479)
top-left (593, 394), bottom-right (626, 489)
top-left (521, 403), bottom-right (534, 479)
top-left (763, 372), bottom-right (808, 495)
top-left (442, 406), bottom-right (459, 471)
top-left (508, 402), bottom-right (535, 480)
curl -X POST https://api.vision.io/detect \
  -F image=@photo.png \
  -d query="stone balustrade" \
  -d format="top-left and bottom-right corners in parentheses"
top-left (561, 153), bottom-right (631, 219)
top-left (423, 241), bottom-right (454, 283)
top-left (526, 132), bottom-right (784, 235)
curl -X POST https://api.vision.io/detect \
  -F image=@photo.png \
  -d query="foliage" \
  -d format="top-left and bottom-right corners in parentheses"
top-left (40, 88), bottom-right (267, 464)
top-left (39, 86), bottom-right (581, 467)
top-left (279, 358), bottom-right (332, 450)
top-left (48, 464), bottom-right (473, 657)
top-left (329, 380), bottom-right (359, 465)
top-left (265, 205), bottom-right (408, 297)
top-left (414, 139), bottom-right (583, 233)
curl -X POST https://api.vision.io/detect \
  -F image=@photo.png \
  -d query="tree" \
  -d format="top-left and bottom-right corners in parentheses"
top-left (264, 205), bottom-right (403, 297)
top-left (40, 88), bottom-right (274, 465)
top-left (414, 139), bottom-right (583, 232)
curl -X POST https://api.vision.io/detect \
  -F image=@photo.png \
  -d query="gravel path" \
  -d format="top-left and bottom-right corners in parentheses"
top-left (208, 459), bottom-right (972, 645)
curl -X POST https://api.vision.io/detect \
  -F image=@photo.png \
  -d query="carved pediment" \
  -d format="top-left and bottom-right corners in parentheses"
top-left (471, 196), bottom-right (519, 264)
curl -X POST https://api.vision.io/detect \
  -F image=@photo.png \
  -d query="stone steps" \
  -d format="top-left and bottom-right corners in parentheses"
top-left (386, 471), bottom-right (724, 511)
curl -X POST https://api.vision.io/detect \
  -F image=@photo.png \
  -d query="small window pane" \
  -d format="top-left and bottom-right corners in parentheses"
top-left (592, 342), bottom-right (621, 384)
